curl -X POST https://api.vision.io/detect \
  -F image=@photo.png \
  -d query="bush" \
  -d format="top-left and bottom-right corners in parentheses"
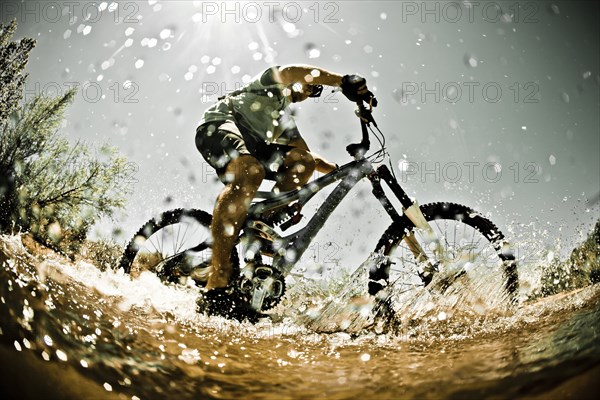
top-left (0, 20), bottom-right (35, 125)
top-left (539, 220), bottom-right (600, 297)
top-left (0, 20), bottom-right (136, 256)
top-left (78, 239), bottom-right (124, 271)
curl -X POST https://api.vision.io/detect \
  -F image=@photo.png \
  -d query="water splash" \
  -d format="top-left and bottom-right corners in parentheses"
top-left (1, 224), bottom-right (599, 398)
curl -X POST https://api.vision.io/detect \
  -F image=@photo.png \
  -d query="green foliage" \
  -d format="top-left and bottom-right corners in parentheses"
top-left (0, 20), bottom-right (36, 125)
top-left (79, 238), bottom-right (124, 271)
top-left (539, 220), bottom-right (600, 297)
top-left (0, 20), bottom-right (136, 255)
top-left (0, 89), bottom-right (136, 254)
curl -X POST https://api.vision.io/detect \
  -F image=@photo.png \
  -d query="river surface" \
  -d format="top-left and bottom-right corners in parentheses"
top-left (1, 232), bottom-right (599, 399)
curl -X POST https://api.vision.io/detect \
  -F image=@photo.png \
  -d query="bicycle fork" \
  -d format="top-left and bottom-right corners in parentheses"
top-left (368, 165), bottom-right (441, 281)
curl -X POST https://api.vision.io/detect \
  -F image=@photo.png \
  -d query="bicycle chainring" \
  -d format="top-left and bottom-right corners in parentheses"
top-left (236, 263), bottom-right (286, 311)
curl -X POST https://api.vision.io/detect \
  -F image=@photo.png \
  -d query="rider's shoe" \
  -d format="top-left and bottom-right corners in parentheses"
top-left (189, 265), bottom-right (212, 281)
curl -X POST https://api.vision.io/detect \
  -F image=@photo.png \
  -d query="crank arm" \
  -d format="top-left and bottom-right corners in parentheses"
top-left (250, 276), bottom-right (274, 311)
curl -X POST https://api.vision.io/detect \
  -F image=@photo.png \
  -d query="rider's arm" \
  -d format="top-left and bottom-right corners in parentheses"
top-left (274, 65), bottom-right (344, 87)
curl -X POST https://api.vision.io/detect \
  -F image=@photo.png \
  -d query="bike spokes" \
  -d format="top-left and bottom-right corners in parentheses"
top-left (130, 215), bottom-right (212, 281)
top-left (390, 219), bottom-right (508, 307)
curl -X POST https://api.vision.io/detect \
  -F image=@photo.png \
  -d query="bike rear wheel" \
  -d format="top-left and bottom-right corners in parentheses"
top-left (372, 202), bottom-right (518, 309)
top-left (117, 208), bottom-right (239, 286)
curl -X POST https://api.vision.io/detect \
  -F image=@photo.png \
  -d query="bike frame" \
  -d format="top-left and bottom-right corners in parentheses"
top-left (242, 156), bottom-right (421, 276)
top-left (232, 103), bottom-right (444, 310)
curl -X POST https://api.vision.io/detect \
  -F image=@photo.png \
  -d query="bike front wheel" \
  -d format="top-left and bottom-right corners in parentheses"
top-left (117, 208), bottom-right (239, 286)
top-left (372, 202), bottom-right (519, 309)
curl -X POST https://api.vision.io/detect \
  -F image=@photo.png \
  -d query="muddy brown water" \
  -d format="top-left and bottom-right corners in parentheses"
top-left (1, 234), bottom-right (599, 399)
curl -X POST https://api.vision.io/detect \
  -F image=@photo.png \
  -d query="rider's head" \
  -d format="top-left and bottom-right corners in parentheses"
top-left (284, 83), bottom-right (323, 103)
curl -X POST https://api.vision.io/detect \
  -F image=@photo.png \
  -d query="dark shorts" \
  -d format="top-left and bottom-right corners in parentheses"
top-left (195, 121), bottom-right (294, 184)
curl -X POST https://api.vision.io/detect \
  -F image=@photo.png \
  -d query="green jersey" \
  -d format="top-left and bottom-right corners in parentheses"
top-left (197, 66), bottom-right (298, 145)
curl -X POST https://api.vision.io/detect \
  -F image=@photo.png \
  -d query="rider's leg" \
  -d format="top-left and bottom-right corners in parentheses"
top-left (206, 155), bottom-right (265, 290)
top-left (275, 148), bottom-right (316, 192)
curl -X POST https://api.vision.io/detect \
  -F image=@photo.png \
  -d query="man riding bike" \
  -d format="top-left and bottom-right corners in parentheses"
top-left (195, 64), bottom-right (374, 296)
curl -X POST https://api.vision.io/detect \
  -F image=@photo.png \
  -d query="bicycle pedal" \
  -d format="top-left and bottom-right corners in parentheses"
top-left (418, 271), bottom-right (434, 287)
top-left (419, 261), bottom-right (439, 287)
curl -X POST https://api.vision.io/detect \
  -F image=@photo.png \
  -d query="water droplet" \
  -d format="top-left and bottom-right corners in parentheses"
top-left (283, 22), bottom-right (296, 34)
top-left (549, 154), bottom-right (556, 165)
top-left (398, 159), bottom-right (411, 172)
top-left (159, 28), bottom-right (171, 39)
top-left (561, 92), bottom-right (570, 103)
top-left (305, 43), bottom-right (320, 59)
top-left (380, 12), bottom-right (387, 20)
top-left (56, 349), bottom-right (68, 361)
top-left (223, 223), bottom-right (235, 237)
top-left (464, 53), bottom-right (478, 68)
top-left (135, 59), bottom-right (144, 69)
top-left (437, 311), bottom-right (447, 321)
top-left (360, 353), bottom-right (371, 362)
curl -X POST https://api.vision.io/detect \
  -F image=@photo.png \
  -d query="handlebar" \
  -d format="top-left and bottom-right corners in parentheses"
top-left (345, 101), bottom-right (377, 159)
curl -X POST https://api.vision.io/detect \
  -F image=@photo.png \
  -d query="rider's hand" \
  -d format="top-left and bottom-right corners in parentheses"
top-left (341, 74), bottom-right (377, 106)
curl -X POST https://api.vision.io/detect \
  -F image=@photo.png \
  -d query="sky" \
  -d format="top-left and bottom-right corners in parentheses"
top-left (3, 0), bottom-right (599, 266)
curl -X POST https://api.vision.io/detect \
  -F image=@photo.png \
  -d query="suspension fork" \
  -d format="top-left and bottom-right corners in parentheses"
top-left (369, 165), bottom-right (440, 265)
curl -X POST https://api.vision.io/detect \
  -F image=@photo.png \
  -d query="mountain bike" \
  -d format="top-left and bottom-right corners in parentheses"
top-left (117, 102), bottom-right (519, 317)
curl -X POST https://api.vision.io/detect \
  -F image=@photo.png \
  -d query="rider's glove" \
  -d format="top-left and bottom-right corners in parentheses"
top-left (341, 74), bottom-right (377, 106)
